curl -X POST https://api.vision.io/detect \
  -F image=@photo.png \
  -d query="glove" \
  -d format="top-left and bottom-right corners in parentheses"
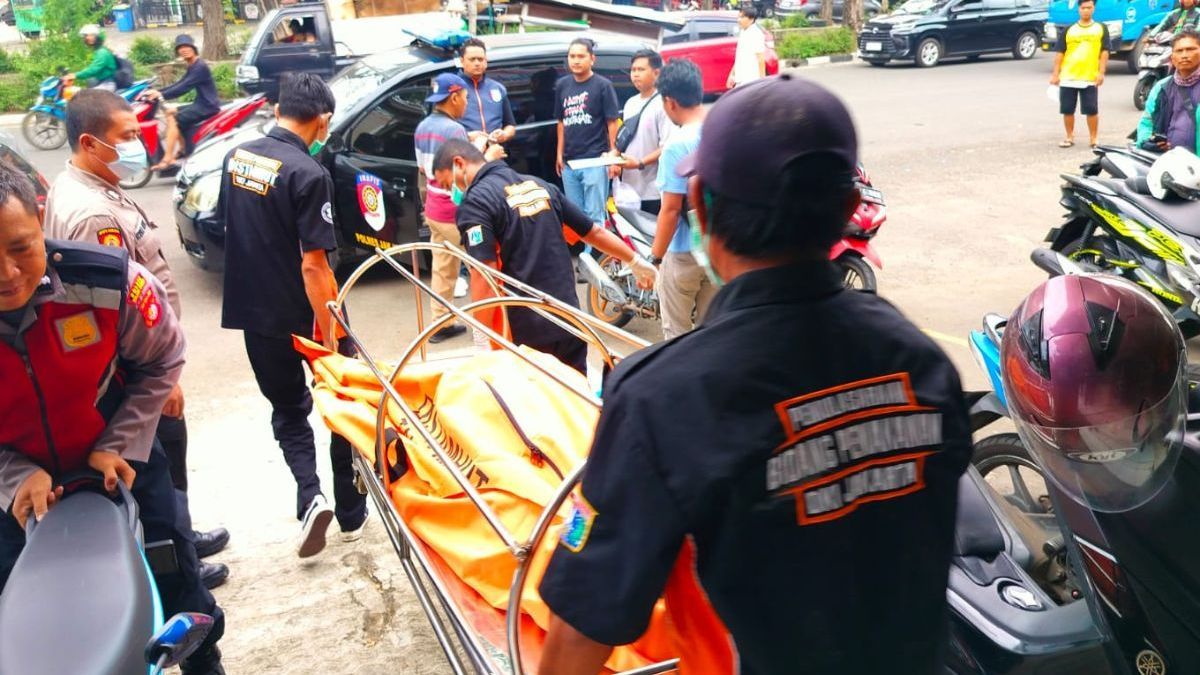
top-left (628, 256), bottom-right (657, 290)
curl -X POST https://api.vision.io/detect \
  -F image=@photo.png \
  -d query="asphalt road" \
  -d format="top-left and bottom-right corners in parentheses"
top-left (5, 51), bottom-right (1150, 673)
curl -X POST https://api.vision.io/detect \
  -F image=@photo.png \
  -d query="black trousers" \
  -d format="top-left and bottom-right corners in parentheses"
top-left (0, 442), bottom-right (224, 653)
top-left (243, 331), bottom-right (366, 527)
top-left (157, 414), bottom-right (188, 492)
top-left (520, 331), bottom-right (588, 375)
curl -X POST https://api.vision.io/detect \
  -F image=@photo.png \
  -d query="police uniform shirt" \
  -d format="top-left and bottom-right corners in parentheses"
top-left (455, 161), bottom-right (593, 343)
top-left (539, 262), bottom-right (973, 674)
top-left (219, 126), bottom-right (336, 337)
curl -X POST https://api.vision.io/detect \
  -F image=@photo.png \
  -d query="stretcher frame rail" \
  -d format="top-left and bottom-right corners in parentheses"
top-left (327, 243), bottom-right (677, 675)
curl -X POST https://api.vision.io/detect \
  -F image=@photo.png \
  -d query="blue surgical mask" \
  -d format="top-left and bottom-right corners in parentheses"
top-left (688, 209), bottom-right (724, 288)
top-left (94, 137), bottom-right (147, 180)
top-left (450, 165), bottom-right (466, 206)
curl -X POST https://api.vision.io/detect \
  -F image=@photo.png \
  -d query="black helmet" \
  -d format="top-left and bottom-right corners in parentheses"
top-left (174, 34), bottom-right (197, 53)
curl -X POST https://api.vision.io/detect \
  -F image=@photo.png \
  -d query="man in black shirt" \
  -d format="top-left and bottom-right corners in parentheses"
top-left (433, 139), bottom-right (655, 373)
top-left (219, 73), bottom-right (367, 559)
top-left (145, 34), bottom-right (221, 171)
top-left (555, 38), bottom-right (620, 233)
top-left (538, 75), bottom-right (972, 674)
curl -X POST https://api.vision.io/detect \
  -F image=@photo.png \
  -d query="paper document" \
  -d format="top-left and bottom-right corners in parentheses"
top-left (566, 156), bottom-right (624, 171)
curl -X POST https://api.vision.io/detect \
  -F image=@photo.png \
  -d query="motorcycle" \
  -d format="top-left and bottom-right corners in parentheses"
top-left (22, 74), bottom-right (153, 151)
top-left (121, 91), bottom-right (268, 190)
top-left (966, 312), bottom-right (1200, 675)
top-left (580, 164), bottom-right (888, 327)
top-left (0, 473), bottom-right (214, 674)
top-left (1134, 31), bottom-right (1173, 111)
top-left (1032, 145), bottom-right (1200, 337)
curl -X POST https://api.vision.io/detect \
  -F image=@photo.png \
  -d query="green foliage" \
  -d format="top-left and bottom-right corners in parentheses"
top-left (781, 13), bottom-right (811, 28)
top-left (226, 27), bottom-right (252, 56)
top-left (0, 74), bottom-right (34, 112)
top-left (40, 0), bottom-right (109, 36)
top-left (0, 50), bottom-right (17, 74)
top-left (776, 26), bottom-right (854, 60)
top-left (211, 62), bottom-right (238, 99)
top-left (128, 36), bottom-right (174, 66)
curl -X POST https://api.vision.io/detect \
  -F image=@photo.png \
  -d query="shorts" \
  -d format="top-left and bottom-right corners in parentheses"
top-left (1059, 85), bottom-right (1098, 116)
top-left (176, 103), bottom-right (216, 139)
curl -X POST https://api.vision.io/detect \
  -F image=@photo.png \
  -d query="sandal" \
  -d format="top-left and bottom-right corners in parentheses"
top-left (1058, 139), bottom-right (1074, 148)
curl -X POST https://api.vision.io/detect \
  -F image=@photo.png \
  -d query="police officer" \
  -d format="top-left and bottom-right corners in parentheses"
top-left (458, 38), bottom-right (517, 147)
top-left (219, 73), bottom-right (368, 558)
top-left (0, 165), bottom-right (225, 674)
top-left (42, 88), bottom-right (230, 590)
top-left (538, 76), bottom-right (972, 673)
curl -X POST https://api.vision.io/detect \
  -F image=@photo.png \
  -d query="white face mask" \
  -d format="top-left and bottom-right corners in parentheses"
top-left (92, 137), bottom-right (147, 180)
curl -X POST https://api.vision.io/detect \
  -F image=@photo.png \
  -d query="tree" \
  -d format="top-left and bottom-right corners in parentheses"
top-left (200, 0), bottom-right (228, 60)
top-left (819, 0), bottom-right (833, 23)
top-left (844, 0), bottom-right (863, 32)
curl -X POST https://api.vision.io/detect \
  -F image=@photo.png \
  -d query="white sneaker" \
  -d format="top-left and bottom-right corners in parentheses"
top-left (297, 494), bottom-right (334, 559)
top-left (454, 276), bottom-right (469, 298)
top-left (340, 508), bottom-right (371, 543)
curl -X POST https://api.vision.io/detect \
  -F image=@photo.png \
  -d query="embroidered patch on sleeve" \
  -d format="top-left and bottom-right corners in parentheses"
top-left (466, 225), bottom-right (484, 247)
top-left (560, 491), bottom-right (597, 553)
top-left (96, 226), bottom-right (124, 248)
top-left (55, 311), bottom-right (100, 351)
top-left (127, 273), bottom-right (163, 327)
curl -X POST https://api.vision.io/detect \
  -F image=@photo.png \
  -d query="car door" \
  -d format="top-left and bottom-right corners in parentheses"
top-left (945, 0), bottom-right (989, 54)
top-left (482, 59), bottom-right (565, 186)
top-left (330, 76), bottom-right (431, 254)
top-left (981, 0), bottom-right (1020, 51)
top-left (253, 10), bottom-right (336, 99)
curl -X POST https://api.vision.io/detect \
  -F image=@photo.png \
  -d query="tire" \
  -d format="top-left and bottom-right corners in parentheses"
top-left (21, 111), bottom-right (66, 150)
top-left (1133, 76), bottom-right (1154, 111)
top-left (1127, 33), bottom-right (1146, 74)
top-left (916, 37), bottom-right (942, 68)
top-left (586, 254), bottom-right (635, 328)
top-left (972, 433), bottom-right (1054, 515)
top-left (836, 254), bottom-right (876, 292)
top-left (1013, 30), bottom-right (1038, 60)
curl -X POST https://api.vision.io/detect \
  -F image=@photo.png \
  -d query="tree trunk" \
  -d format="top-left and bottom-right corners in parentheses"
top-left (200, 0), bottom-right (228, 61)
top-left (468, 0), bottom-right (477, 34)
top-left (819, 0), bottom-right (833, 23)
top-left (843, 0), bottom-right (862, 32)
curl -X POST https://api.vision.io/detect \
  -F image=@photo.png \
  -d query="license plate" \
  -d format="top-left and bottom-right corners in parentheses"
top-left (865, 41), bottom-right (883, 51)
top-left (860, 187), bottom-right (885, 205)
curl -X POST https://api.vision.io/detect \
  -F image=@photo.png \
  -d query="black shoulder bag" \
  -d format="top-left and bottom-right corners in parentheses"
top-left (615, 92), bottom-right (661, 154)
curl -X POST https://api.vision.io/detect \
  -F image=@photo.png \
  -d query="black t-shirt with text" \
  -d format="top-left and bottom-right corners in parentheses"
top-left (454, 161), bottom-right (594, 343)
top-left (219, 126), bottom-right (336, 337)
top-left (554, 73), bottom-right (620, 161)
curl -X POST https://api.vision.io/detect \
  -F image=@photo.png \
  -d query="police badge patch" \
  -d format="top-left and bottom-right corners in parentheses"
top-left (561, 491), bottom-right (597, 553)
top-left (321, 202), bottom-right (333, 224)
top-left (467, 225), bottom-right (484, 246)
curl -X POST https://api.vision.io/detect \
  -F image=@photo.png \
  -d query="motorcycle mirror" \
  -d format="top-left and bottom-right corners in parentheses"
top-left (144, 612), bottom-right (214, 673)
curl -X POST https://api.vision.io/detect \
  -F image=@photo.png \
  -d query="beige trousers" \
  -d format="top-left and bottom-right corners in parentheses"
top-left (658, 252), bottom-right (717, 340)
top-left (426, 216), bottom-right (462, 325)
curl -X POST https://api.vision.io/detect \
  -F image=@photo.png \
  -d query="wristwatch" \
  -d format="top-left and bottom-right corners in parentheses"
top-left (649, 255), bottom-right (664, 266)
top-left (637, 159), bottom-right (645, 170)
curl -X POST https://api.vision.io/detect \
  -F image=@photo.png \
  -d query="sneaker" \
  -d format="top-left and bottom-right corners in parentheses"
top-left (340, 508), bottom-right (371, 543)
top-left (297, 495), bottom-right (334, 559)
top-left (454, 276), bottom-right (469, 298)
top-left (428, 324), bottom-right (467, 344)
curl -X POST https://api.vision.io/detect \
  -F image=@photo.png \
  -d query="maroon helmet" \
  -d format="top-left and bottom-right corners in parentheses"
top-left (1001, 275), bottom-right (1187, 512)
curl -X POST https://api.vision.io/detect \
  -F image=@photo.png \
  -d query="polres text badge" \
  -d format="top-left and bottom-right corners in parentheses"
top-left (356, 172), bottom-right (387, 232)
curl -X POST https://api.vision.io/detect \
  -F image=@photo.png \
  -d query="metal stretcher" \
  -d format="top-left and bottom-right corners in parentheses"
top-left (325, 243), bottom-right (680, 675)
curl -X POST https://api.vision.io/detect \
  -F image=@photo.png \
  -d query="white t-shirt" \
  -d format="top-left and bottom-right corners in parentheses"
top-left (733, 23), bottom-right (767, 87)
top-left (618, 91), bottom-right (674, 201)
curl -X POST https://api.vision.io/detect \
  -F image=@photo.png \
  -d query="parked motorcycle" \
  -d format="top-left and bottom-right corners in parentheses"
top-left (21, 74), bottom-right (152, 151)
top-left (1032, 146), bottom-right (1200, 337)
top-left (967, 310), bottom-right (1200, 675)
top-left (1134, 31), bottom-right (1173, 111)
top-left (580, 165), bottom-right (888, 327)
top-left (0, 473), bottom-right (214, 674)
top-left (121, 92), bottom-right (268, 190)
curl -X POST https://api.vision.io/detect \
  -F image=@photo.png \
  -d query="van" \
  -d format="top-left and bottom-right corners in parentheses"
top-left (1042, 0), bottom-right (1174, 72)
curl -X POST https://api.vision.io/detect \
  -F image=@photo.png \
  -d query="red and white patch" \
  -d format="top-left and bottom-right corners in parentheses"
top-left (97, 226), bottom-right (124, 248)
top-left (127, 273), bottom-right (163, 327)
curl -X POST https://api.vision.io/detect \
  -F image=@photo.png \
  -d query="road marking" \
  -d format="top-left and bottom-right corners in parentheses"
top-left (923, 328), bottom-right (968, 349)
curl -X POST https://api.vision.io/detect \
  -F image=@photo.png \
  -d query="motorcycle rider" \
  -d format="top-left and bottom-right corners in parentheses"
top-left (1152, 0), bottom-right (1200, 37)
top-left (144, 34), bottom-right (220, 172)
top-left (1002, 273), bottom-right (1200, 668)
top-left (0, 163), bottom-right (226, 673)
top-left (69, 24), bottom-right (118, 91)
top-left (1137, 30), bottom-right (1200, 153)
top-left (538, 75), bottom-right (973, 673)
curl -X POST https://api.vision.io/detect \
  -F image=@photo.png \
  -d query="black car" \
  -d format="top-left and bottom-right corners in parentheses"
top-left (859, 0), bottom-right (1048, 67)
top-left (175, 32), bottom-right (641, 272)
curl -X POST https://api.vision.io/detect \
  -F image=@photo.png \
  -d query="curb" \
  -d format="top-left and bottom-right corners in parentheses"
top-left (0, 112), bottom-right (26, 126)
top-left (781, 53), bottom-right (859, 69)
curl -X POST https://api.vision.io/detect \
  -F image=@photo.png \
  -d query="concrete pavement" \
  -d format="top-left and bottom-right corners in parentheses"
top-left (3, 51), bottom-right (1150, 673)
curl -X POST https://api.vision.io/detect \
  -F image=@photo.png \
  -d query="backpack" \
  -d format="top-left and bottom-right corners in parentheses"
top-left (113, 55), bottom-right (134, 89)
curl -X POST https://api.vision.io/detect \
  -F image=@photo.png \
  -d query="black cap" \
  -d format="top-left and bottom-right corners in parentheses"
top-left (174, 34), bottom-right (196, 51)
top-left (677, 74), bottom-right (858, 204)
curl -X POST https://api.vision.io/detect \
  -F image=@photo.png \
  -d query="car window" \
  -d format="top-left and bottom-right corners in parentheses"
top-left (266, 13), bottom-right (317, 46)
top-left (348, 80), bottom-right (430, 160)
top-left (661, 26), bottom-right (691, 45)
top-left (982, 0), bottom-right (1016, 9)
top-left (695, 20), bottom-right (735, 40)
top-left (953, 0), bottom-right (984, 10)
top-left (487, 61), bottom-right (564, 125)
top-left (595, 54), bottom-right (638, 105)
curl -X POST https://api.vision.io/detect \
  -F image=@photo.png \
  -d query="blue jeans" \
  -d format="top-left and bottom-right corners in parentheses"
top-left (562, 164), bottom-right (610, 229)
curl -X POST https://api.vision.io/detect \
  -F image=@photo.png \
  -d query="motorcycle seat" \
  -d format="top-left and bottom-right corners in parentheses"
top-left (1098, 177), bottom-right (1200, 239)
top-left (952, 473), bottom-right (1006, 559)
top-left (616, 204), bottom-right (658, 239)
top-left (0, 491), bottom-right (156, 675)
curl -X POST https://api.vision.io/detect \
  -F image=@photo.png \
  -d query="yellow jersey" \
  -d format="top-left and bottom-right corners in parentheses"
top-left (1056, 21), bottom-right (1111, 84)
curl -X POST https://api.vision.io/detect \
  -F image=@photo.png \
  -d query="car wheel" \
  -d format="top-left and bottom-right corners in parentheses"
top-left (1013, 30), bottom-right (1038, 60)
top-left (916, 37), bottom-right (941, 67)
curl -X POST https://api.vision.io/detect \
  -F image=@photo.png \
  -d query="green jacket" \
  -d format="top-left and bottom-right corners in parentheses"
top-left (76, 46), bottom-right (117, 83)
top-left (1136, 77), bottom-right (1200, 154)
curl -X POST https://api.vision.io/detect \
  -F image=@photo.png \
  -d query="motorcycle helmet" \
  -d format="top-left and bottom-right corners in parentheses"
top-left (1002, 274), bottom-right (1187, 513)
top-left (1148, 146), bottom-right (1200, 200)
top-left (78, 24), bottom-right (104, 43)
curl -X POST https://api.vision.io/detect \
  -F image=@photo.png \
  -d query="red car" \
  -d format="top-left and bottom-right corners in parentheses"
top-left (659, 11), bottom-right (780, 97)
